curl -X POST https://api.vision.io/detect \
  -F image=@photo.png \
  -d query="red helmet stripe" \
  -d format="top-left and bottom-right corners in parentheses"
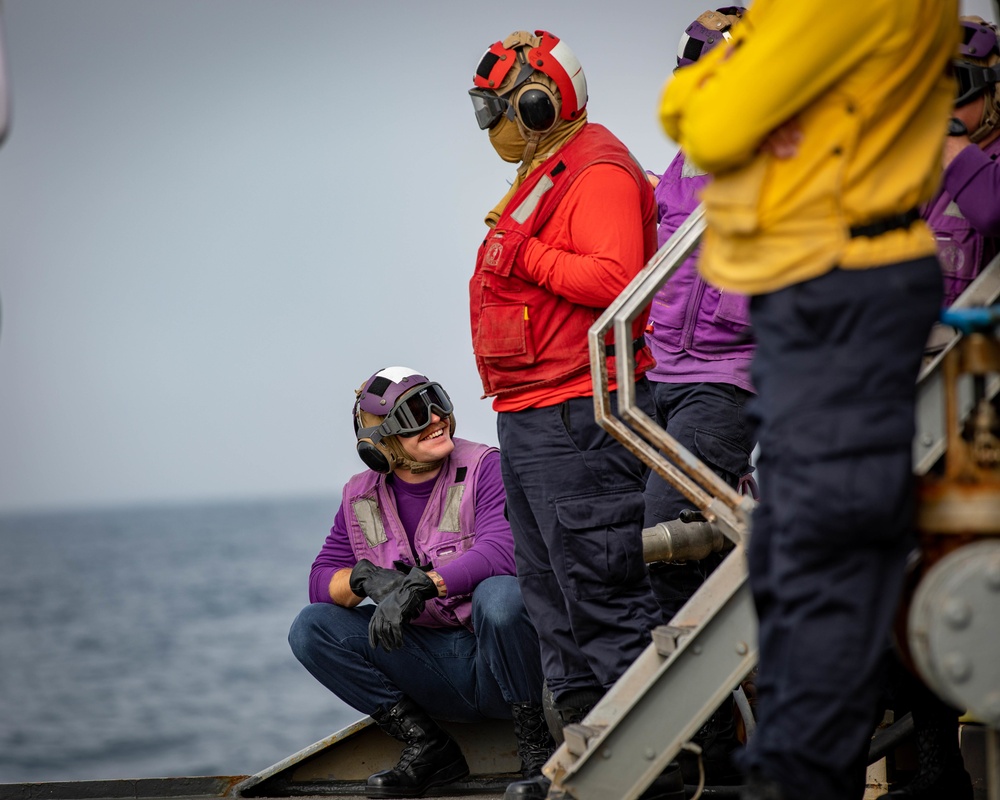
top-left (528, 31), bottom-right (587, 119)
top-left (473, 40), bottom-right (519, 90)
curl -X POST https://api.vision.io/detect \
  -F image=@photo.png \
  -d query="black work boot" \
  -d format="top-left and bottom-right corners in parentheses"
top-left (504, 688), bottom-right (601, 800)
top-left (512, 702), bottom-right (557, 778)
top-left (367, 696), bottom-right (470, 798)
top-left (504, 703), bottom-right (557, 800)
top-left (883, 717), bottom-right (973, 800)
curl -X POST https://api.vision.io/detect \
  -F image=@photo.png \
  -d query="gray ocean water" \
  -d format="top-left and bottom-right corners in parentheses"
top-left (0, 496), bottom-right (365, 784)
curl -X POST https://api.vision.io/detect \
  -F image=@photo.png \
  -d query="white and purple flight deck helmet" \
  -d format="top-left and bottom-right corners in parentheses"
top-left (676, 7), bottom-right (746, 70)
top-left (353, 366), bottom-right (455, 474)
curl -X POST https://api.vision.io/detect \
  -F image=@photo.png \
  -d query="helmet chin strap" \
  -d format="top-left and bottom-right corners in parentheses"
top-left (969, 90), bottom-right (1000, 144)
top-left (516, 129), bottom-right (543, 177)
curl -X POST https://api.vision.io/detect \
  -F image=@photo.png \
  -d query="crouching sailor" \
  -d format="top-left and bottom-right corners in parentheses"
top-left (288, 366), bottom-right (553, 799)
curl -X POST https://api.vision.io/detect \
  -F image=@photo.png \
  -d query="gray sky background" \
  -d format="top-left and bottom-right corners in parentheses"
top-left (0, 0), bottom-right (994, 514)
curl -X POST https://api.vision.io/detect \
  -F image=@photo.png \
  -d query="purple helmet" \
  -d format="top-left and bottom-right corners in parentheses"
top-left (356, 366), bottom-right (431, 419)
top-left (353, 366), bottom-right (456, 473)
top-left (960, 16), bottom-right (1000, 60)
top-left (954, 16), bottom-right (1000, 108)
top-left (676, 7), bottom-right (746, 69)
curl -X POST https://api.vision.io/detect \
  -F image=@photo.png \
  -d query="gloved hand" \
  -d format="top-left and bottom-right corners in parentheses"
top-left (349, 559), bottom-right (407, 603)
top-left (368, 567), bottom-right (438, 652)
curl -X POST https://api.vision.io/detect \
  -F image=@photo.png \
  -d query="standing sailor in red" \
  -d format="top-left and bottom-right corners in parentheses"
top-left (468, 30), bottom-right (675, 800)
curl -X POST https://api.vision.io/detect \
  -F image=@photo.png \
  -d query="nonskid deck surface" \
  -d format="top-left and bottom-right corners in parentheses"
top-left (0, 777), bottom-right (510, 800)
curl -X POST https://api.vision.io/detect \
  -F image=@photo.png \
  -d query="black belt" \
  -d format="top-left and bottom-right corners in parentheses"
top-left (849, 208), bottom-right (920, 239)
top-left (605, 336), bottom-right (646, 358)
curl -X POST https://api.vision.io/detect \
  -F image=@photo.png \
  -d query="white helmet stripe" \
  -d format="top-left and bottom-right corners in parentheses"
top-left (548, 39), bottom-right (588, 113)
top-left (376, 366), bottom-right (423, 383)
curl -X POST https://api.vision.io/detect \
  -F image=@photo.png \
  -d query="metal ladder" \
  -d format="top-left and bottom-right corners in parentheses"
top-left (541, 205), bottom-right (1000, 800)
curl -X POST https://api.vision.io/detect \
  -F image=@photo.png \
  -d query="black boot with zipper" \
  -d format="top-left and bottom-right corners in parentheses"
top-left (366, 696), bottom-right (470, 798)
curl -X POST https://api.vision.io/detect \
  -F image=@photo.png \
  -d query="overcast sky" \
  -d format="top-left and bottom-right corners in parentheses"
top-left (0, 0), bottom-right (995, 514)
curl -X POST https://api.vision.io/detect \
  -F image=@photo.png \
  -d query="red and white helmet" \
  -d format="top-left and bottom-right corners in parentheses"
top-left (471, 30), bottom-right (587, 125)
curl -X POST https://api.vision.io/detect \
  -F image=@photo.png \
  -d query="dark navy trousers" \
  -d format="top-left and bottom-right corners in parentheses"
top-left (643, 380), bottom-right (757, 619)
top-left (497, 381), bottom-right (662, 701)
top-left (739, 259), bottom-right (942, 799)
top-left (288, 575), bottom-right (544, 722)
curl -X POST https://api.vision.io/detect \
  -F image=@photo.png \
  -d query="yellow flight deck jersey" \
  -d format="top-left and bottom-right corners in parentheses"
top-left (659, 0), bottom-right (959, 296)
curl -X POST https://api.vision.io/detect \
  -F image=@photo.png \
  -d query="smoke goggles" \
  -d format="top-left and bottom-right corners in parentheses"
top-left (370, 382), bottom-right (453, 441)
top-left (469, 87), bottom-right (512, 130)
top-left (953, 59), bottom-right (1000, 107)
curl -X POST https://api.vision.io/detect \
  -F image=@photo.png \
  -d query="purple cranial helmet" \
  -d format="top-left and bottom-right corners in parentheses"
top-left (353, 366), bottom-right (456, 474)
top-left (676, 7), bottom-right (746, 69)
top-left (959, 16), bottom-right (1000, 60)
top-left (955, 16), bottom-right (1000, 106)
top-left (356, 366), bottom-right (432, 419)
top-left (954, 16), bottom-right (1000, 142)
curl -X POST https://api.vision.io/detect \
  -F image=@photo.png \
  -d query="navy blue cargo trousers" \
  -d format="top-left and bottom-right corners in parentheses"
top-left (738, 258), bottom-right (942, 800)
top-left (497, 379), bottom-right (662, 701)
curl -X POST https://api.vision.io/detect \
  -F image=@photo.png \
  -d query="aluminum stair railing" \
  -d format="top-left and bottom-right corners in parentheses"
top-left (541, 204), bottom-right (1000, 800)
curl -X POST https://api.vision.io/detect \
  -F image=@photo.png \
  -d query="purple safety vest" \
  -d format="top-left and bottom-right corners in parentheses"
top-left (646, 151), bottom-right (755, 386)
top-left (342, 438), bottom-right (494, 630)
top-left (923, 137), bottom-right (1000, 308)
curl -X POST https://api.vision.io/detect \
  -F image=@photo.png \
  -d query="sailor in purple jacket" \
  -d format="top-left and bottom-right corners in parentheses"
top-left (644, 7), bottom-right (757, 619)
top-left (288, 367), bottom-right (552, 799)
top-left (641, 8), bottom-right (758, 787)
top-left (924, 15), bottom-right (1000, 310)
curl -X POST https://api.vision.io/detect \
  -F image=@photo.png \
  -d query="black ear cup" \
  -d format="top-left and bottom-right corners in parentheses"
top-left (516, 86), bottom-right (557, 132)
top-left (357, 440), bottom-right (391, 474)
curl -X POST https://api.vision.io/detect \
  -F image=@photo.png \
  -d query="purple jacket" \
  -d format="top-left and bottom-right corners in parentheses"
top-left (923, 136), bottom-right (1000, 308)
top-left (646, 151), bottom-right (755, 392)
top-left (309, 440), bottom-right (515, 631)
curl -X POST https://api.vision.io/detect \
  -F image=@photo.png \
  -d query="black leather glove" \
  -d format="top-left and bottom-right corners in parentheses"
top-left (349, 559), bottom-right (407, 603)
top-left (368, 567), bottom-right (438, 652)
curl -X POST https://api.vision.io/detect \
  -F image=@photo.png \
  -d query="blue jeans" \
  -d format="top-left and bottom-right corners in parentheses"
top-left (739, 260), bottom-right (942, 800)
top-left (288, 575), bottom-right (544, 721)
top-left (497, 382), bottom-right (661, 700)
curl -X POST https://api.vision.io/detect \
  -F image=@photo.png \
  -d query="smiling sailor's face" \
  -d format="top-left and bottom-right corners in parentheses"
top-left (397, 412), bottom-right (454, 469)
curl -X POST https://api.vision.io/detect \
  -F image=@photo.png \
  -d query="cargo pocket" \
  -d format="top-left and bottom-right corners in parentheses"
top-left (712, 290), bottom-right (752, 333)
top-left (476, 303), bottom-right (528, 356)
top-left (694, 428), bottom-right (752, 484)
top-left (555, 489), bottom-right (647, 600)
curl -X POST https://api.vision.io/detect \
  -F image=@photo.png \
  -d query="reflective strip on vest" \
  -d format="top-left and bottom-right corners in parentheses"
top-left (352, 497), bottom-right (387, 547)
top-left (511, 174), bottom-right (555, 224)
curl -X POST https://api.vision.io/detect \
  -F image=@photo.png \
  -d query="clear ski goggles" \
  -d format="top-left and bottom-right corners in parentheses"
top-left (372, 382), bottom-right (453, 440)
top-left (469, 87), bottom-right (513, 130)
top-left (953, 59), bottom-right (1000, 107)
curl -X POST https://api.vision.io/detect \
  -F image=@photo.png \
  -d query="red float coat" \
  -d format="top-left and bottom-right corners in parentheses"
top-left (470, 123), bottom-right (658, 411)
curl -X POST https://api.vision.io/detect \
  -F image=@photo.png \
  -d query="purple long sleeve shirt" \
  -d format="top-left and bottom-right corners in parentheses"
top-left (942, 139), bottom-right (1000, 236)
top-left (307, 450), bottom-right (515, 603)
